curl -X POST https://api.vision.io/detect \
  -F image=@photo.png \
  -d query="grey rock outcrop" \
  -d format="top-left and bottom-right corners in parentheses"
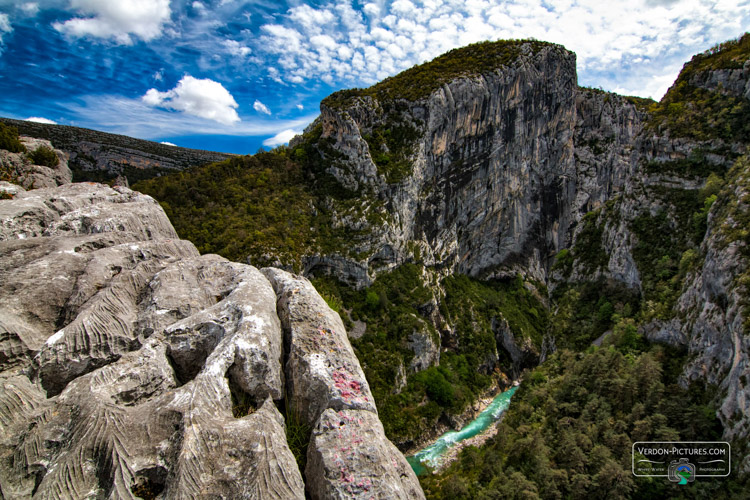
top-left (307, 409), bottom-right (424, 500)
top-left (492, 316), bottom-right (539, 378)
top-left (407, 324), bottom-right (440, 373)
top-left (262, 268), bottom-right (424, 499)
top-left (316, 43), bottom-right (580, 283)
top-left (0, 183), bottom-right (423, 499)
top-left (0, 137), bottom-right (71, 189)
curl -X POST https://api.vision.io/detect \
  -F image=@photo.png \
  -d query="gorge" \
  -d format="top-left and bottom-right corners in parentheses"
top-left (2, 33), bottom-right (750, 498)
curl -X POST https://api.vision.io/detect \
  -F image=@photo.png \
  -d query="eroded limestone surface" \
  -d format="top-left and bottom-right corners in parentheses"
top-left (0, 183), bottom-right (423, 499)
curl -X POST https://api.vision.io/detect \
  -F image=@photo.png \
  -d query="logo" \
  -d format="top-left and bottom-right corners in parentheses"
top-left (632, 441), bottom-right (730, 483)
top-left (668, 458), bottom-right (695, 485)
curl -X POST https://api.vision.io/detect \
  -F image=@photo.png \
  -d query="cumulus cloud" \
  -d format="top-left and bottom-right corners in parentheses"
top-left (142, 76), bottom-right (240, 125)
top-left (256, 0), bottom-right (750, 99)
top-left (21, 3), bottom-right (40, 16)
top-left (67, 94), bottom-right (318, 140)
top-left (224, 39), bottom-right (251, 58)
top-left (53, 0), bottom-right (171, 45)
top-left (253, 100), bottom-right (271, 115)
top-left (263, 129), bottom-right (300, 147)
top-left (25, 116), bottom-right (57, 124)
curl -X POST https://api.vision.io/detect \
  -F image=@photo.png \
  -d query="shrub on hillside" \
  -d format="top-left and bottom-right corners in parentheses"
top-left (29, 145), bottom-right (59, 167)
top-left (0, 122), bottom-right (26, 153)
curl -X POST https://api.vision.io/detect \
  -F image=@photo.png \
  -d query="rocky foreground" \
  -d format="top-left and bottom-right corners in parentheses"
top-left (0, 182), bottom-right (424, 499)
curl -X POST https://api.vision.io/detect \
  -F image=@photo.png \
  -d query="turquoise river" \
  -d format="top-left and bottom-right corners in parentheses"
top-left (407, 385), bottom-right (519, 476)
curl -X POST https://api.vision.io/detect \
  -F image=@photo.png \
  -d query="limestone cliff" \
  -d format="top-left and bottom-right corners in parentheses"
top-left (0, 183), bottom-right (424, 499)
top-left (311, 42), bottom-right (580, 282)
top-left (292, 37), bottom-right (750, 452)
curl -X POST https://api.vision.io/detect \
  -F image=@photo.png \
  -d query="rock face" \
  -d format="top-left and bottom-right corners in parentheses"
top-left (648, 156), bottom-right (750, 471)
top-left (306, 44), bottom-right (655, 294)
top-left (0, 136), bottom-right (72, 189)
top-left (300, 38), bottom-right (750, 451)
top-left (262, 268), bottom-right (423, 499)
top-left (0, 183), bottom-right (424, 499)
top-left (315, 43), bottom-right (580, 282)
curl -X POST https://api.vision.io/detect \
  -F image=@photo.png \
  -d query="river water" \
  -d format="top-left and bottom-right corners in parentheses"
top-left (406, 385), bottom-right (519, 476)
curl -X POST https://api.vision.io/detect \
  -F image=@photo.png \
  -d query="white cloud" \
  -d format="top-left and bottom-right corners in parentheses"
top-left (53, 0), bottom-right (171, 45)
top-left (391, 0), bottom-right (417, 17)
top-left (142, 75), bottom-right (240, 125)
top-left (263, 129), bottom-right (300, 147)
top-left (67, 94), bottom-right (318, 141)
top-left (311, 34), bottom-right (338, 51)
top-left (224, 39), bottom-right (251, 58)
top-left (0, 13), bottom-right (12, 50)
top-left (296, 104), bottom-right (304, 110)
top-left (25, 116), bottom-right (57, 124)
top-left (363, 3), bottom-right (380, 17)
top-left (255, 0), bottom-right (750, 99)
top-left (289, 4), bottom-right (335, 34)
top-left (21, 3), bottom-right (39, 16)
top-left (160, 141), bottom-right (177, 146)
top-left (192, 2), bottom-right (207, 15)
top-left (253, 100), bottom-right (271, 115)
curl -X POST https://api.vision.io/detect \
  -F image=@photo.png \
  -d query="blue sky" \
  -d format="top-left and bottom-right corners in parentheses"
top-left (0, 1), bottom-right (748, 154)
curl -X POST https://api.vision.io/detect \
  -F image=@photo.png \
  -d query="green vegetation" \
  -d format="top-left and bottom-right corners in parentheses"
top-left (571, 209), bottom-right (608, 273)
top-left (134, 141), bottom-right (372, 268)
top-left (623, 94), bottom-right (656, 111)
top-left (323, 39), bottom-right (554, 106)
top-left (644, 149), bottom-right (731, 179)
top-left (648, 33), bottom-right (750, 142)
top-left (630, 180), bottom-right (722, 320)
top-left (363, 119), bottom-right (420, 184)
top-left (70, 164), bottom-right (176, 184)
top-left (550, 280), bottom-right (639, 350)
top-left (284, 404), bottom-right (312, 472)
top-left (442, 273), bottom-right (548, 353)
top-left (579, 87), bottom-right (655, 113)
top-left (712, 155), bottom-right (750, 334)
top-left (684, 33), bottom-right (750, 73)
top-left (136, 151), bottom-right (317, 265)
top-left (312, 266), bottom-right (547, 446)
top-left (0, 161), bottom-right (20, 189)
top-left (648, 85), bottom-right (750, 142)
top-left (0, 122), bottom-right (25, 153)
top-left (420, 342), bottom-right (745, 499)
top-left (28, 145), bottom-right (59, 167)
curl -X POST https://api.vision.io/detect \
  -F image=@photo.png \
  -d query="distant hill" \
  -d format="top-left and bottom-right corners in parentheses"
top-left (0, 117), bottom-right (233, 183)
